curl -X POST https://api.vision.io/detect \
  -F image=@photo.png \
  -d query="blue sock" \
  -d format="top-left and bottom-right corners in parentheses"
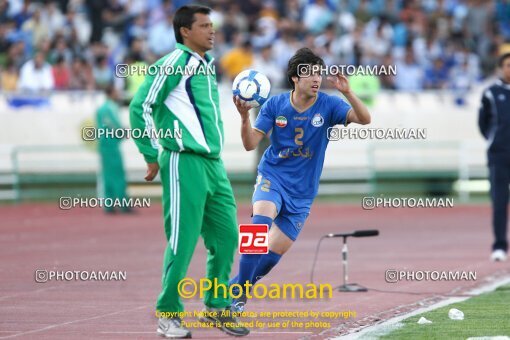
top-left (251, 250), bottom-right (282, 284)
top-left (230, 215), bottom-right (273, 296)
top-left (230, 254), bottom-right (260, 295)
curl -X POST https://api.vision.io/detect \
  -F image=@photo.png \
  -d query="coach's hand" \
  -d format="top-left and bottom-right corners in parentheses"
top-left (328, 74), bottom-right (351, 94)
top-left (233, 96), bottom-right (252, 121)
top-left (145, 162), bottom-right (159, 181)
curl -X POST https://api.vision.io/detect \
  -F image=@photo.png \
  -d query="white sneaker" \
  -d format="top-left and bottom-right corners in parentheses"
top-left (157, 317), bottom-right (191, 338)
top-left (198, 307), bottom-right (250, 336)
top-left (491, 249), bottom-right (508, 262)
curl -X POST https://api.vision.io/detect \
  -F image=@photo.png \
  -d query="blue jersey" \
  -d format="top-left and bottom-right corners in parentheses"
top-left (254, 91), bottom-right (352, 199)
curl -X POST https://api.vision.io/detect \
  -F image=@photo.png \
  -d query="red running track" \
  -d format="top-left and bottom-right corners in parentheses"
top-left (0, 202), bottom-right (508, 339)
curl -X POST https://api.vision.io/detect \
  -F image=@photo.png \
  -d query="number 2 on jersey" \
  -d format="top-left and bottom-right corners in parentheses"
top-left (295, 128), bottom-right (304, 146)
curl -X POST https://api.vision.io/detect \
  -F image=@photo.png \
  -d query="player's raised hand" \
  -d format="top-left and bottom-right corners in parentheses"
top-left (327, 74), bottom-right (351, 94)
top-left (145, 162), bottom-right (159, 181)
top-left (233, 96), bottom-right (252, 120)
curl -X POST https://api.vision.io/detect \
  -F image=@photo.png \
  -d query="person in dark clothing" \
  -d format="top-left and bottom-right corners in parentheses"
top-left (478, 52), bottom-right (510, 262)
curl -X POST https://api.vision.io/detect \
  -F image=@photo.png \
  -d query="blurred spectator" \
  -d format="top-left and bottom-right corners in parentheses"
top-left (424, 58), bottom-right (449, 89)
top-left (334, 24), bottom-right (361, 65)
top-left (62, 6), bottom-right (91, 47)
top-left (239, 0), bottom-right (262, 22)
top-left (315, 24), bottom-right (339, 63)
top-left (418, 31), bottom-right (443, 66)
top-left (0, 60), bottom-right (18, 90)
top-left (48, 36), bottom-right (72, 64)
top-left (68, 57), bottom-right (94, 90)
top-left (395, 49), bottom-right (424, 91)
top-left (43, 2), bottom-right (65, 39)
top-left (13, 1), bottom-right (31, 30)
top-left (272, 27), bottom-right (301, 71)
top-left (17, 51), bottom-right (54, 92)
top-left (52, 55), bottom-right (70, 90)
top-left (466, 0), bottom-right (491, 48)
top-left (93, 54), bottom-right (113, 90)
top-left (0, 21), bottom-right (10, 57)
top-left (21, 6), bottom-right (49, 48)
top-left (127, 13), bottom-right (148, 47)
top-left (252, 45), bottom-right (284, 88)
top-left (221, 3), bottom-right (248, 43)
top-left (259, 1), bottom-right (279, 20)
top-left (0, 0), bottom-right (9, 24)
top-left (451, 58), bottom-right (478, 105)
top-left (148, 13), bottom-right (175, 57)
top-left (124, 52), bottom-right (146, 101)
top-left (209, 30), bottom-right (228, 61)
top-left (251, 16), bottom-right (278, 50)
top-left (209, 3), bottom-right (225, 29)
top-left (102, 0), bottom-right (127, 33)
top-left (220, 39), bottom-right (253, 81)
top-left (362, 18), bottom-right (393, 61)
top-left (282, 0), bottom-right (302, 24)
top-left (0, 0), bottom-right (504, 96)
top-left (6, 40), bottom-right (26, 69)
top-left (354, 0), bottom-right (372, 24)
top-left (149, 0), bottom-right (173, 25)
top-left (130, 37), bottom-right (154, 65)
top-left (379, 53), bottom-right (396, 89)
top-left (453, 45), bottom-right (481, 82)
top-left (400, 0), bottom-right (426, 35)
top-left (126, 0), bottom-right (150, 17)
top-left (495, 0), bottom-right (510, 39)
top-left (85, 0), bottom-right (106, 43)
top-left (303, 0), bottom-right (334, 34)
top-left (481, 43), bottom-right (500, 77)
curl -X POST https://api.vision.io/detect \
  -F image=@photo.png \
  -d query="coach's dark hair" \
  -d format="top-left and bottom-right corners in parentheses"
top-left (287, 48), bottom-right (325, 89)
top-left (498, 53), bottom-right (510, 67)
top-left (173, 5), bottom-right (211, 44)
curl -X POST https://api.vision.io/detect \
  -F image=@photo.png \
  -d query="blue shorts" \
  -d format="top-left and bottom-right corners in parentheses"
top-left (252, 173), bottom-right (313, 241)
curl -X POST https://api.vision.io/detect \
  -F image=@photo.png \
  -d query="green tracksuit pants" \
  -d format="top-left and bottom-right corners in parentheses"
top-left (156, 149), bottom-right (238, 313)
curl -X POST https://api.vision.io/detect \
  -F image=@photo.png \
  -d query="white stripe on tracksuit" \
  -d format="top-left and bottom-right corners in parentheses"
top-left (168, 152), bottom-right (180, 255)
top-left (142, 50), bottom-right (183, 150)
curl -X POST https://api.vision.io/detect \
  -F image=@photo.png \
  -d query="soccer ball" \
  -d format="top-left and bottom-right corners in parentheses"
top-left (232, 69), bottom-right (271, 108)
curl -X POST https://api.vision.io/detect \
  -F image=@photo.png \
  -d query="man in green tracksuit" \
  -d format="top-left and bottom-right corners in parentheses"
top-left (96, 85), bottom-right (129, 213)
top-left (129, 5), bottom-right (249, 338)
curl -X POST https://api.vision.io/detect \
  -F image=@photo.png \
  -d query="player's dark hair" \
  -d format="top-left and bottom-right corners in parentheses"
top-left (287, 48), bottom-right (325, 89)
top-left (173, 5), bottom-right (212, 44)
top-left (498, 53), bottom-right (510, 67)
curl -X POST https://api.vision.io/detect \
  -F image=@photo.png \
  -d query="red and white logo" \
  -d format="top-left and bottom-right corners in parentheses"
top-left (239, 224), bottom-right (269, 254)
top-left (275, 116), bottom-right (287, 128)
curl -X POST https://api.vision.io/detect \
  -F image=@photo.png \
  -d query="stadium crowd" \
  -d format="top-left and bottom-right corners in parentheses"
top-left (0, 0), bottom-right (507, 96)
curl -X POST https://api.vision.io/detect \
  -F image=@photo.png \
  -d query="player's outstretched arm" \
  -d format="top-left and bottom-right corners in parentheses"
top-left (328, 74), bottom-right (371, 125)
top-left (234, 96), bottom-right (265, 151)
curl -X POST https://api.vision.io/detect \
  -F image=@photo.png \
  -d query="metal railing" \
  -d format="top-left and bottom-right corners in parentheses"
top-left (4, 141), bottom-right (489, 202)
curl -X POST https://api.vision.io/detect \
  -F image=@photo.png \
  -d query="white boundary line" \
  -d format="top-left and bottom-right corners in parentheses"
top-left (0, 305), bottom-right (148, 339)
top-left (98, 331), bottom-right (314, 335)
top-left (251, 331), bottom-right (313, 334)
top-left (334, 275), bottom-right (510, 340)
top-left (99, 332), bottom-right (154, 334)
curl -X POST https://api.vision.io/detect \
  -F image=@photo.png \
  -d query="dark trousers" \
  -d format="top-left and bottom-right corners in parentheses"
top-left (489, 164), bottom-right (510, 251)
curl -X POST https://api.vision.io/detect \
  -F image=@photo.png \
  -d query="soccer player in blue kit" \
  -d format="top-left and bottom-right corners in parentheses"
top-left (230, 48), bottom-right (371, 311)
